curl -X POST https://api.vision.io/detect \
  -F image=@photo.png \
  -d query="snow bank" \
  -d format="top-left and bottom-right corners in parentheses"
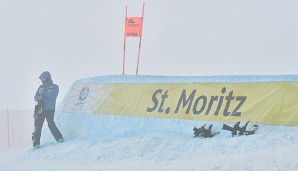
top-left (52, 75), bottom-right (298, 140)
top-left (2, 75), bottom-right (298, 171)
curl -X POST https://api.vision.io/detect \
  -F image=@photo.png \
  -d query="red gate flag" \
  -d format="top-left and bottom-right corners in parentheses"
top-left (125, 17), bottom-right (143, 37)
top-left (122, 2), bottom-right (145, 75)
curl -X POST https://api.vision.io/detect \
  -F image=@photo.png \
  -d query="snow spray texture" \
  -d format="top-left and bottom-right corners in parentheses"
top-left (62, 83), bottom-right (298, 126)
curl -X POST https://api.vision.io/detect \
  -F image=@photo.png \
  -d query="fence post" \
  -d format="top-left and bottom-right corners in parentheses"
top-left (7, 108), bottom-right (10, 147)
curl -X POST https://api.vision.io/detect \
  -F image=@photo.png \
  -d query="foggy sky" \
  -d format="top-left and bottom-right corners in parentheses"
top-left (1, 0), bottom-right (298, 111)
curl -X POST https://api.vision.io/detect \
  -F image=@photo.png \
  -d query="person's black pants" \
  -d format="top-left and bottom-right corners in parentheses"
top-left (32, 110), bottom-right (63, 146)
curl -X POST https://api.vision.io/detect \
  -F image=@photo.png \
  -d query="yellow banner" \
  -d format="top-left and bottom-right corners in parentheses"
top-left (62, 82), bottom-right (298, 126)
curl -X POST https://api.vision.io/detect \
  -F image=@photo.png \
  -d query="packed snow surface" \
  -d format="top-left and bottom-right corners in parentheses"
top-left (1, 75), bottom-right (298, 171)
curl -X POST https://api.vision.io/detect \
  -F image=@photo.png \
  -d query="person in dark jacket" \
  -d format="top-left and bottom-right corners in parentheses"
top-left (32, 71), bottom-right (64, 148)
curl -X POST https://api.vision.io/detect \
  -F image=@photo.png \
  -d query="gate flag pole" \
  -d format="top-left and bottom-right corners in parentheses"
top-left (136, 2), bottom-right (145, 75)
top-left (122, 5), bottom-right (128, 75)
top-left (122, 2), bottom-right (145, 75)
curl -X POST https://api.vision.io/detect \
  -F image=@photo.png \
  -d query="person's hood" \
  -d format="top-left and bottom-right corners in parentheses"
top-left (39, 71), bottom-right (53, 84)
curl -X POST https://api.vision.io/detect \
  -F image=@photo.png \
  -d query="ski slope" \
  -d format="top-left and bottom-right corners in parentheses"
top-left (1, 75), bottom-right (298, 171)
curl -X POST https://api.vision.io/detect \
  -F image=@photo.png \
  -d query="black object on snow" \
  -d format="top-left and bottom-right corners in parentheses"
top-left (222, 120), bottom-right (258, 137)
top-left (193, 124), bottom-right (218, 138)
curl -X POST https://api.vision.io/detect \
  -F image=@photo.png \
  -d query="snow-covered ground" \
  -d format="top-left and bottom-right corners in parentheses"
top-left (1, 75), bottom-right (298, 171)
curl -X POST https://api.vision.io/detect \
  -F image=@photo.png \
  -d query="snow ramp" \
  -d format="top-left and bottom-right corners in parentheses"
top-left (53, 75), bottom-right (298, 140)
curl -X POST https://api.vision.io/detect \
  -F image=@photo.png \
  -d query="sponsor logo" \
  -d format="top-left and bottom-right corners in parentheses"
top-left (79, 86), bottom-right (89, 101)
top-left (75, 86), bottom-right (90, 107)
top-left (128, 19), bottom-right (135, 24)
top-left (126, 32), bottom-right (138, 36)
top-left (126, 19), bottom-right (140, 27)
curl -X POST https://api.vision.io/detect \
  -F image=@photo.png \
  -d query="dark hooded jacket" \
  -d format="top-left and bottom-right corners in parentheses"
top-left (34, 71), bottom-right (59, 111)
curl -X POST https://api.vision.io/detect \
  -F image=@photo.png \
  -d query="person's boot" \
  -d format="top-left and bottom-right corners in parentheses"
top-left (57, 138), bottom-right (64, 143)
top-left (33, 144), bottom-right (40, 149)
